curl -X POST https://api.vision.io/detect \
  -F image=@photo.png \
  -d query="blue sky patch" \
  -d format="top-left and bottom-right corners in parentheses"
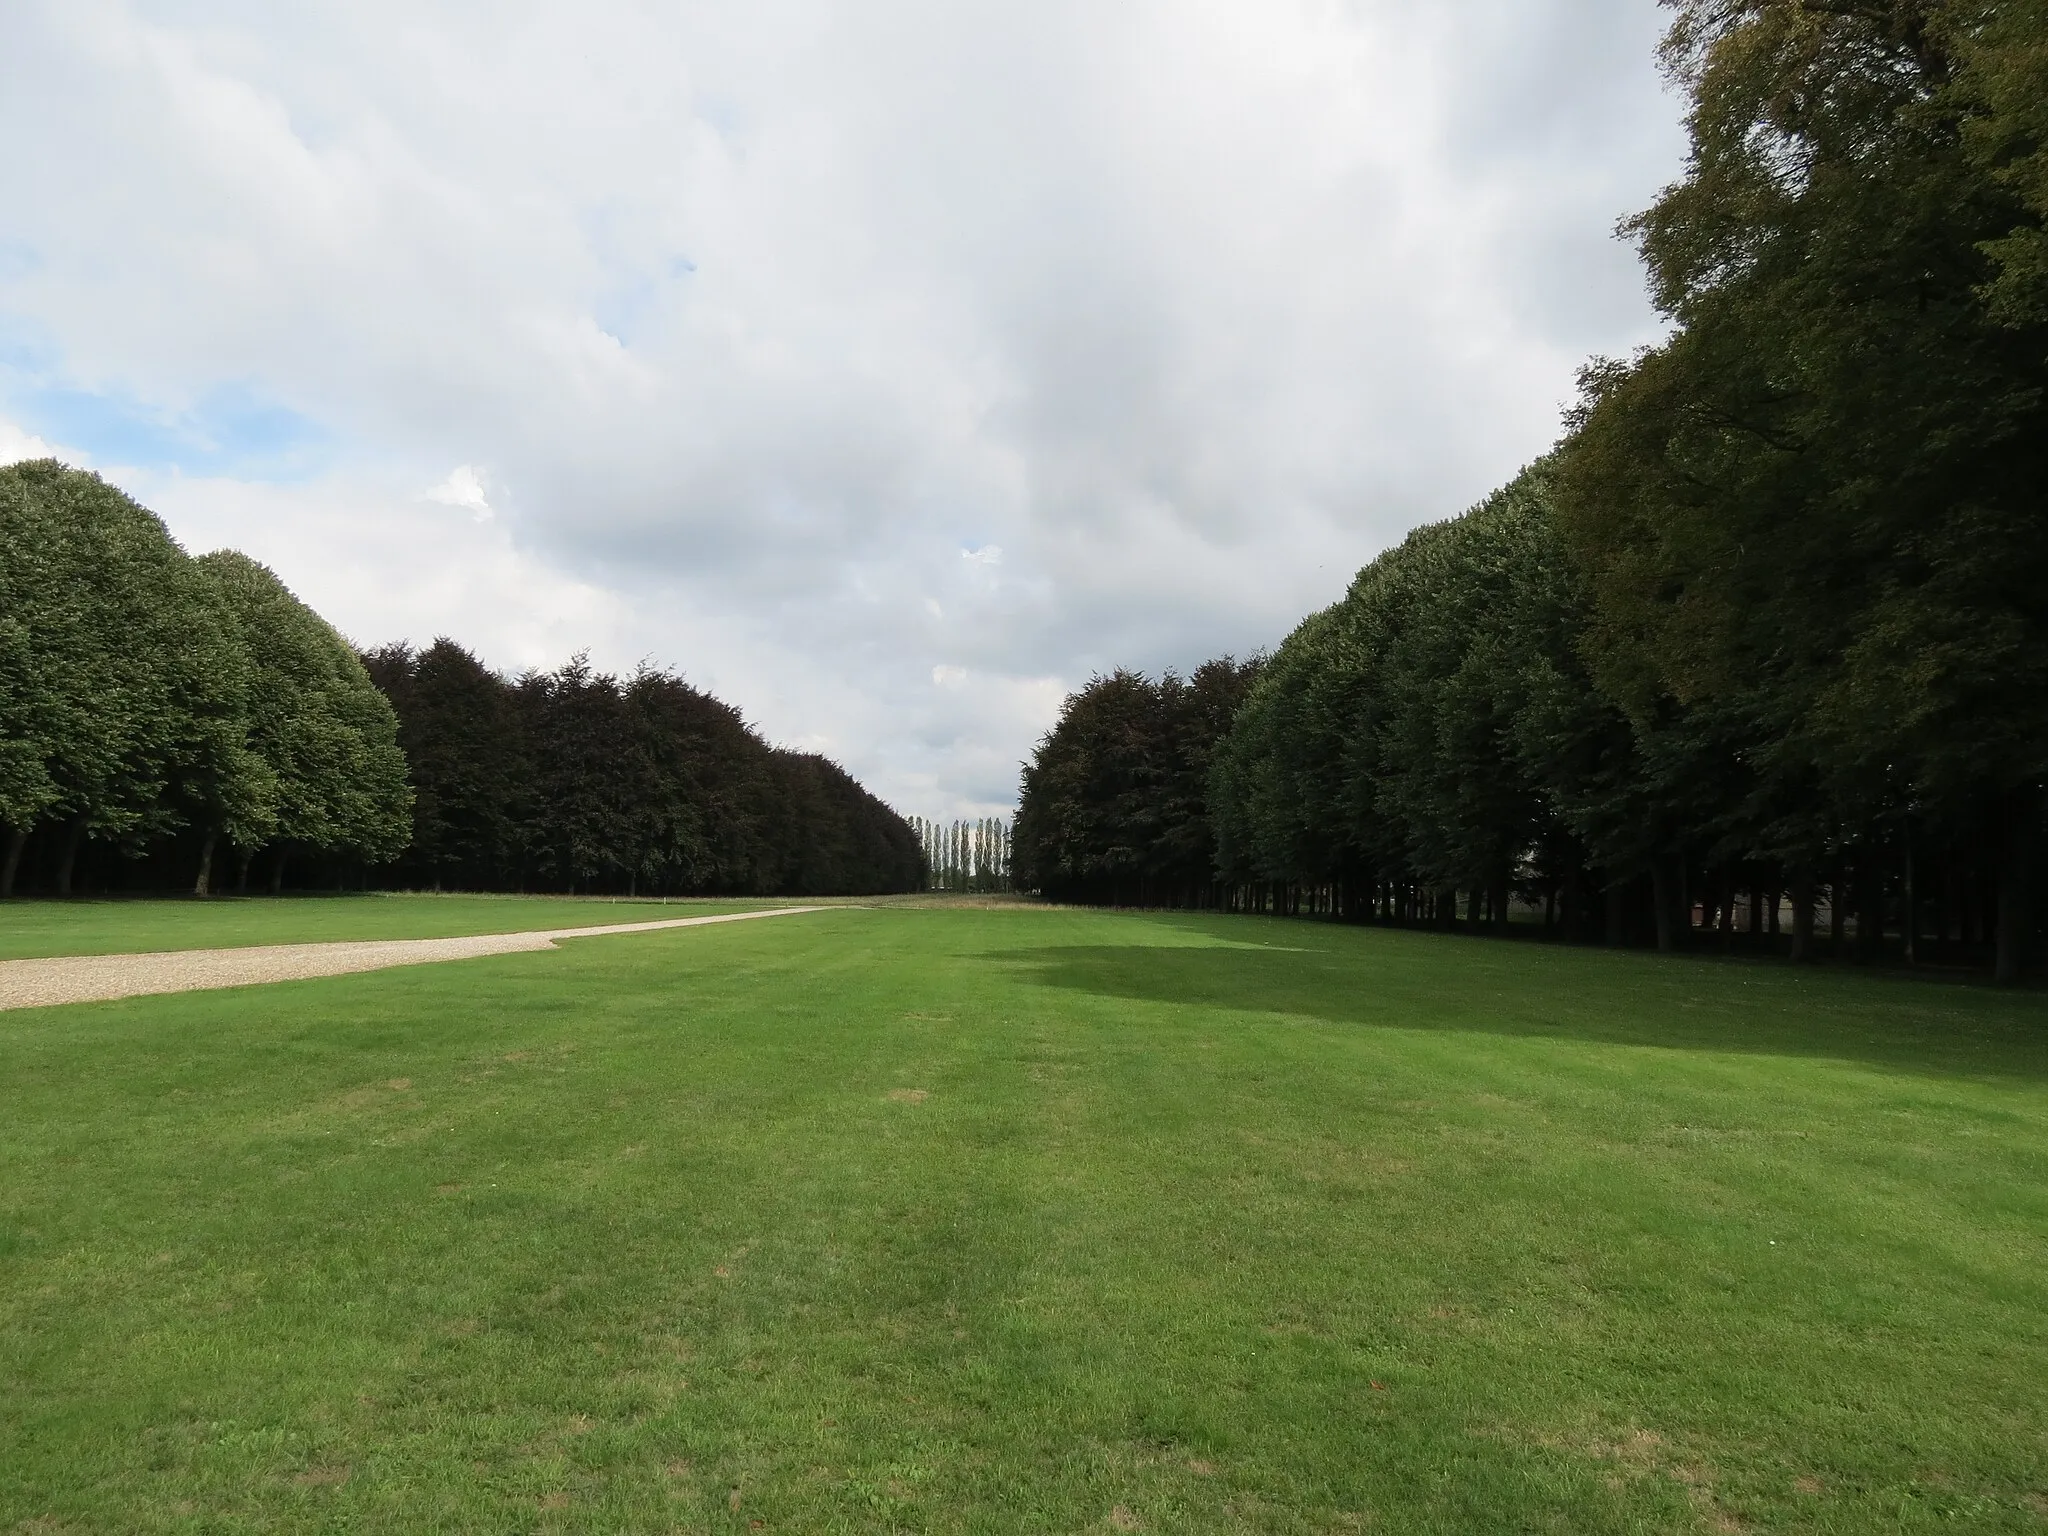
top-left (2, 359), bottom-right (334, 481)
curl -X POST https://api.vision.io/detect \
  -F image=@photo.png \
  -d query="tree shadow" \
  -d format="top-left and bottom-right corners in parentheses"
top-left (987, 928), bottom-right (2048, 1084)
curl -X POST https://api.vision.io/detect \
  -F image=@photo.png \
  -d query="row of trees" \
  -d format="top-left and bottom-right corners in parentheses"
top-left (1, 460), bottom-right (410, 897)
top-left (1013, 660), bottom-right (1262, 907)
top-left (362, 642), bottom-right (922, 896)
top-left (1, 460), bottom-right (922, 898)
top-left (910, 816), bottom-right (1012, 893)
top-left (1015, 0), bottom-right (2047, 982)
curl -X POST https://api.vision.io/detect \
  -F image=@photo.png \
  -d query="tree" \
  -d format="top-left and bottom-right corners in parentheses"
top-left (362, 639), bottom-right (530, 889)
top-left (0, 461), bottom-right (260, 896)
top-left (1954, 0), bottom-right (2048, 326)
top-left (196, 551), bottom-right (410, 891)
top-left (363, 647), bottom-right (918, 898)
top-left (1017, 661), bottom-right (1260, 906)
top-left (1556, 0), bottom-right (2048, 979)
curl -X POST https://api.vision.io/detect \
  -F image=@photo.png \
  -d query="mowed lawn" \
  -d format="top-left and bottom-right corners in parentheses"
top-left (0, 893), bottom-right (786, 962)
top-left (2, 905), bottom-right (2044, 1534)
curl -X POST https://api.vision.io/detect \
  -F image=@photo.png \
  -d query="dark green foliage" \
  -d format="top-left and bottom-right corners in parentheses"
top-left (361, 640), bottom-right (529, 890)
top-left (363, 645), bottom-right (920, 897)
top-left (0, 462), bottom-right (261, 897)
top-left (1206, 468), bottom-right (1625, 931)
top-left (1957, 0), bottom-right (2048, 325)
top-left (764, 752), bottom-right (924, 896)
top-left (1021, 1), bottom-right (2048, 978)
top-left (1014, 658), bottom-right (1262, 906)
top-left (0, 463), bottom-right (912, 900)
top-left (1556, 0), bottom-right (2048, 977)
top-left (195, 551), bottom-right (410, 889)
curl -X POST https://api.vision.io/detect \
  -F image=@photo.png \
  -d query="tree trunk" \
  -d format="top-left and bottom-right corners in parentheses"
top-left (1856, 843), bottom-right (1884, 965)
top-left (194, 828), bottom-right (219, 897)
top-left (1902, 827), bottom-right (1917, 966)
top-left (1603, 880), bottom-right (1626, 947)
top-left (1994, 790), bottom-right (2035, 985)
top-left (1465, 887), bottom-right (1482, 929)
top-left (270, 847), bottom-right (289, 896)
top-left (1790, 872), bottom-right (1815, 962)
top-left (1828, 860), bottom-right (1847, 957)
top-left (55, 816), bottom-right (86, 896)
top-left (1994, 861), bottom-right (2023, 986)
top-left (237, 847), bottom-right (253, 893)
top-left (1651, 854), bottom-right (1681, 953)
top-left (0, 825), bottom-right (26, 898)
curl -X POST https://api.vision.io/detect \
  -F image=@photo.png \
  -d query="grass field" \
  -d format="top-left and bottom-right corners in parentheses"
top-left (2, 901), bottom-right (2044, 1533)
top-left (0, 893), bottom-right (782, 962)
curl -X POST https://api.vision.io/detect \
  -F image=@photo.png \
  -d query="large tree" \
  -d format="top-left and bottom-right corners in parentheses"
top-left (1016, 660), bottom-right (1260, 907)
top-left (363, 639), bottom-right (530, 889)
top-left (1556, 0), bottom-right (2048, 978)
top-left (196, 551), bottom-right (410, 891)
top-left (0, 461), bottom-right (260, 896)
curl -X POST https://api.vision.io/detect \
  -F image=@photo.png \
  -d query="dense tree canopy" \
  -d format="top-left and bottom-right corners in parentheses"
top-left (196, 551), bottom-right (411, 893)
top-left (2, 464), bottom-right (918, 900)
top-left (363, 638), bottom-right (529, 890)
top-left (1016, 0), bottom-right (2047, 980)
top-left (1013, 658), bottom-right (1263, 906)
top-left (1557, 0), bottom-right (2048, 977)
top-left (361, 643), bottom-right (922, 897)
top-left (0, 462), bottom-right (261, 896)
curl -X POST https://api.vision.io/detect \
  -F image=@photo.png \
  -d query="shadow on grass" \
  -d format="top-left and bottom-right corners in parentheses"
top-left (991, 929), bottom-right (2048, 1083)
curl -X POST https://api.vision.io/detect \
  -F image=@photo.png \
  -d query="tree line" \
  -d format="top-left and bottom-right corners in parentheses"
top-left (363, 642), bottom-right (921, 896)
top-left (910, 815), bottom-right (1012, 893)
top-left (1013, 659), bottom-right (1263, 908)
top-left (1, 461), bottom-right (921, 898)
top-left (1, 460), bottom-right (410, 897)
top-left (1015, 0), bottom-right (2048, 983)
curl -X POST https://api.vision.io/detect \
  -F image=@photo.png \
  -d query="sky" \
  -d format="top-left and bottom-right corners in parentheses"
top-left (0, 0), bottom-right (1687, 819)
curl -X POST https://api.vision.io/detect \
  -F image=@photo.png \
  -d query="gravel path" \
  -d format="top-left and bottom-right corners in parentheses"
top-left (0, 906), bottom-right (831, 1012)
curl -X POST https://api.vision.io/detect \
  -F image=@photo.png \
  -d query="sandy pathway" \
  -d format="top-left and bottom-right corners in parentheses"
top-left (0, 906), bottom-right (832, 1012)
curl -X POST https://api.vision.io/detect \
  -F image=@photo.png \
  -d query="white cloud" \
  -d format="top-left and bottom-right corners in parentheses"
top-left (423, 464), bottom-right (493, 521)
top-left (122, 468), bottom-right (630, 673)
top-left (0, 0), bottom-right (1685, 818)
top-left (0, 421), bottom-right (64, 467)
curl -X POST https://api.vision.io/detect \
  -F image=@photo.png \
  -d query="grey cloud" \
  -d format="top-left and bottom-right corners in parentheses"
top-left (0, 0), bottom-right (1686, 817)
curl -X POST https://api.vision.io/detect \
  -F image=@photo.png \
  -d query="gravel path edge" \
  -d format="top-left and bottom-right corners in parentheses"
top-left (0, 906), bottom-right (835, 1012)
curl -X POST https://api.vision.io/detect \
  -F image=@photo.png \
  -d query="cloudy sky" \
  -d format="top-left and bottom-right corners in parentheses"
top-left (0, 0), bottom-right (1685, 818)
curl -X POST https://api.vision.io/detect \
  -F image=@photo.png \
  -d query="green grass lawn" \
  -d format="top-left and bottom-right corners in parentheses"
top-left (2, 903), bottom-right (2044, 1533)
top-left (0, 893), bottom-right (783, 961)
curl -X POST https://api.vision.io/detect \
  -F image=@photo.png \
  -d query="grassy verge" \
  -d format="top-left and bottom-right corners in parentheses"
top-left (0, 893), bottom-right (785, 961)
top-left (2, 907), bottom-right (2043, 1532)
